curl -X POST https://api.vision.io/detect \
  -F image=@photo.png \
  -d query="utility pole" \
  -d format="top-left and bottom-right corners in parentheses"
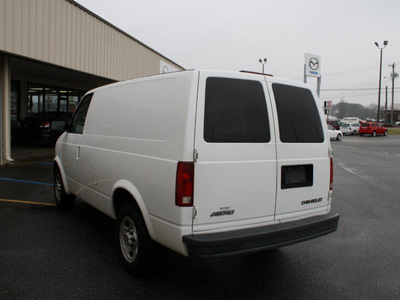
top-left (389, 63), bottom-right (397, 126)
top-left (375, 41), bottom-right (388, 121)
top-left (385, 86), bottom-right (388, 124)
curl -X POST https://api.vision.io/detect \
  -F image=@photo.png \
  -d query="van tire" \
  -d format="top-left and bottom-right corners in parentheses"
top-left (372, 131), bottom-right (377, 137)
top-left (336, 134), bottom-right (342, 141)
top-left (384, 130), bottom-right (388, 136)
top-left (116, 204), bottom-right (152, 276)
top-left (54, 167), bottom-right (75, 210)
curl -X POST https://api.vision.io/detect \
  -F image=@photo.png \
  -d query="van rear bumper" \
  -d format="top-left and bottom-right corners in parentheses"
top-left (183, 213), bottom-right (339, 258)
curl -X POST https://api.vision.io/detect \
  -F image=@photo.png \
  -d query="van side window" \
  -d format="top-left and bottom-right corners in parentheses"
top-left (70, 93), bottom-right (93, 134)
top-left (272, 84), bottom-right (324, 143)
top-left (204, 77), bottom-right (270, 143)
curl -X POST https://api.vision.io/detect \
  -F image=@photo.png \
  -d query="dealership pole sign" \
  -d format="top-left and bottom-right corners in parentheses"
top-left (305, 54), bottom-right (321, 78)
top-left (304, 53), bottom-right (322, 96)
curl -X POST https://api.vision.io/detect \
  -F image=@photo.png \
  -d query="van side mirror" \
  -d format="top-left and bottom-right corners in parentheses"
top-left (51, 120), bottom-right (66, 131)
top-left (65, 120), bottom-right (72, 132)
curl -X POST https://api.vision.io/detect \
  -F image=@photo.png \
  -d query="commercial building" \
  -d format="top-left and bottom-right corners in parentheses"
top-left (0, 0), bottom-right (184, 166)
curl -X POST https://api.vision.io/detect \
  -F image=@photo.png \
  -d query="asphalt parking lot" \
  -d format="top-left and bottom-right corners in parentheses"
top-left (1, 136), bottom-right (400, 299)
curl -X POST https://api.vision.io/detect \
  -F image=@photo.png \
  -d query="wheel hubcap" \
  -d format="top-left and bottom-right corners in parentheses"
top-left (119, 216), bottom-right (138, 263)
top-left (55, 175), bottom-right (63, 202)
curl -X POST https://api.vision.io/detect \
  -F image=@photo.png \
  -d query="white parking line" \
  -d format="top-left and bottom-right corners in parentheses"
top-left (336, 163), bottom-right (370, 182)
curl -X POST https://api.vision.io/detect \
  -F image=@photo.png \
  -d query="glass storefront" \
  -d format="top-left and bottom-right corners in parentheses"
top-left (28, 84), bottom-right (84, 115)
top-left (10, 83), bottom-right (86, 144)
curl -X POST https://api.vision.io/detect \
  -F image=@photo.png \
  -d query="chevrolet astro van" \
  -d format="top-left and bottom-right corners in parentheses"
top-left (53, 70), bottom-right (339, 275)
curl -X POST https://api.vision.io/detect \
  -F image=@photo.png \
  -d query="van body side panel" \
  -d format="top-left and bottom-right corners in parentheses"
top-left (192, 71), bottom-right (277, 232)
top-left (72, 72), bottom-right (198, 248)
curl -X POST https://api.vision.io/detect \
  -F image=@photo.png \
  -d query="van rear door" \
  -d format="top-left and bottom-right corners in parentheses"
top-left (192, 71), bottom-right (277, 232)
top-left (268, 81), bottom-right (331, 220)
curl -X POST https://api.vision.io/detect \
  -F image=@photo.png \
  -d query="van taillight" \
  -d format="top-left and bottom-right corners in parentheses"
top-left (176, 162), bottom-right (194, 206)
top-left (330, 157), bottom-right (333, 190)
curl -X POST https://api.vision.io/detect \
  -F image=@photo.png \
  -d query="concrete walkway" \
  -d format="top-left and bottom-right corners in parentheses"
top-left (4, 146), bottom-right (54, 167)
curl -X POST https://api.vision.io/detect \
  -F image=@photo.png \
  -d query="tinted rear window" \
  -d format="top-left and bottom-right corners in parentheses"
top-left (361, 123), bottom-right (370, 127)
top-left (272, 83), bottom-right (324, 143)
top-left (204, 77), bottom-right (270, 143)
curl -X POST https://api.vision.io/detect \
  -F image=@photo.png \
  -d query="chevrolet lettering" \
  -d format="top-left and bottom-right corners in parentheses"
top-left (301, 198), bottom-right (323, 205)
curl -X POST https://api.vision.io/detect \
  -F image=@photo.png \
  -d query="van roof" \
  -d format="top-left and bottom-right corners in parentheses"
top-left (85, 70), bottom-right (314, 95)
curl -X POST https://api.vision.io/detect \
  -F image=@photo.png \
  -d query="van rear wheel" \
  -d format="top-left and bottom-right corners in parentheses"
top-left (116, 204), bottom-right (152, 275)
top-left (54, 167), bottom-right (75, 210)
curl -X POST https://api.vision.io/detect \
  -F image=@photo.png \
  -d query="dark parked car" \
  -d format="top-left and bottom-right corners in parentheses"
top-left (327, 120), bottom-right (341, 130)
top-left (16, 112), bottom-right (72, 145)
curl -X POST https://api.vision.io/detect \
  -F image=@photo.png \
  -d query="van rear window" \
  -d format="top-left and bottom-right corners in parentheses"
top-left (204, 77), bottom-right (270, 143)
top-left (272, 84), bottom-right (324, 143)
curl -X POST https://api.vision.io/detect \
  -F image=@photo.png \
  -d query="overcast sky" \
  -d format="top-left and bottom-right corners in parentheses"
top-left (75, 0), bottom-right (400, 107)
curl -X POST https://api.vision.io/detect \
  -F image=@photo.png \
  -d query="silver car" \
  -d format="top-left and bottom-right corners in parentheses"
top-left (340, 122), bottom-right (360, 135)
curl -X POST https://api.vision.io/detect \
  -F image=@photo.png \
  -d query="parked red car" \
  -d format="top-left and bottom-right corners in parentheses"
top-left (359, 122), bottom-right (388, 137)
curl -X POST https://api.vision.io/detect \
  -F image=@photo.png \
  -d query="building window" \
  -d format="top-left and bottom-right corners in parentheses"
top-left (28, 84), bottom-right (84, 115)
top-left (11, 81), bottom-right (20, 140)
top-left (28, 84), bottom-right (44, 114)
top-left (45, 87), bottom-right (58, 111)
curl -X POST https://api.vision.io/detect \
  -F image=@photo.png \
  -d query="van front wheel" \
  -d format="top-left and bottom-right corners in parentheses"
top-left (54, 167), bottom-right (75, 210)
top-left (116, 204), bottom-right (152, 275)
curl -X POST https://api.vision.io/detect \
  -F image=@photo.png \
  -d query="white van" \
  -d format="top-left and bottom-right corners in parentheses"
top-left (53, 70), bottom-right (339, 275)
top-left (341, 117), bottom-right (361, 124)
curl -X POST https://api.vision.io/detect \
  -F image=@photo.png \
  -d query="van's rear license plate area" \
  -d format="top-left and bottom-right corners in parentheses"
top-left (281, 165), bottom-right (313, 189)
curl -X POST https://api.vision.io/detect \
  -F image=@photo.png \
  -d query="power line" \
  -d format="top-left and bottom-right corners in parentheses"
top-left (322, 65), bottom-right (378, 77)
top-left (322, 87), bottom-right (400, 91)
top-left (321, 92), bottom-right (379, 100)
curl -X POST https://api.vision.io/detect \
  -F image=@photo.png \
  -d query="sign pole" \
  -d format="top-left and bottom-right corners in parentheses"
top-left (304, 54), bottom-right (321, 96)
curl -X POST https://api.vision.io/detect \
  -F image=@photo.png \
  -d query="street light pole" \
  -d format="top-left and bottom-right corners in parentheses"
top-left (389, 63), bottom-right (397, 126)
top-left (375, 41), bottom-right (388, 122)
top-left (259, 58), bottom-right (267, 73)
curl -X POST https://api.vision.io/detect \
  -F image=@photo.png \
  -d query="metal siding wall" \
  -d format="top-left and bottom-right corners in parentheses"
top-left (0, 0), bottom-right (183, 81)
